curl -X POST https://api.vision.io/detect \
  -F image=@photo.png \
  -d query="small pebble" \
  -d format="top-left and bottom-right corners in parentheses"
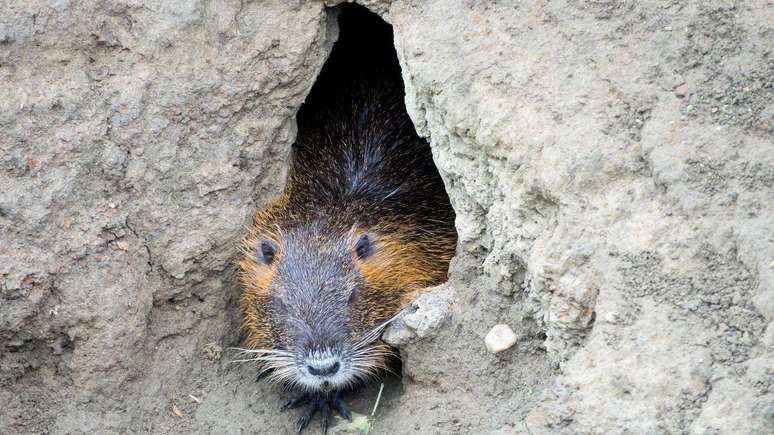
top-left (485, 324), bottom-right (518, 353)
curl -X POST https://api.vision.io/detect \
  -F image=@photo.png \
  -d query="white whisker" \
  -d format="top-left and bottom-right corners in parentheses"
top-left (229, 347), bottom-right (294, 356)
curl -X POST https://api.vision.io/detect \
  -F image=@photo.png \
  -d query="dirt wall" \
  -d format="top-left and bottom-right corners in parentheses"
top-left (1, 1), bottom-right (772, 433)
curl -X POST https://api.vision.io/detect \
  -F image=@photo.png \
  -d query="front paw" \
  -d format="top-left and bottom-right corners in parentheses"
top-left (282, 390), bottom-right (351, 433)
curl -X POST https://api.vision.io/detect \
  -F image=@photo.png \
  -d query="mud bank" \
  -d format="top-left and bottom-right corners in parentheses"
top-left (1, 1), bottom-right (772, 433)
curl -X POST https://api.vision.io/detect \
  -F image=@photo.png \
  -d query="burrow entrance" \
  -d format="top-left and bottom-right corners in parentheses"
top-left (257, 2), bottom-right (459, 427)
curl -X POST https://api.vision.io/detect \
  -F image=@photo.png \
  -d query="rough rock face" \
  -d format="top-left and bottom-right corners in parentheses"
top-left (2, 1), bottom-right (772, 434)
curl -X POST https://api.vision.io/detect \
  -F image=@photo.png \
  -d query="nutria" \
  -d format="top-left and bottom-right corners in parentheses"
top-left (238, 6), bottom-right (456, 433)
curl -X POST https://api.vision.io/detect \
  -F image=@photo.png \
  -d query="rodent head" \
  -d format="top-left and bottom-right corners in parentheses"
top-left (240, 212), bottom-right (429, 392)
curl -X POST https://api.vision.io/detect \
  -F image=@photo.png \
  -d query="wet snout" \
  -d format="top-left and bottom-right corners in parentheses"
top-left (305, 354), bottom-right (341, 377)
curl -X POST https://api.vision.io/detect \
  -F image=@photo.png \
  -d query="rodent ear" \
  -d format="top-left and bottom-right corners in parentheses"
top-left (354, 233), bottom-right (373, 259)
top-left (257, 240), bottom-right (277, 265)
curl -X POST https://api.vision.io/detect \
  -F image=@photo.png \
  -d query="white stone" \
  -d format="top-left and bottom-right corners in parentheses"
top-left (485, 324), bottom-right (518, 353)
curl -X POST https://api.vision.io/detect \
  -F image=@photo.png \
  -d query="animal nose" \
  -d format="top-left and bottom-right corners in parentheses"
top-left (307, 360), bottom-right (340, 377)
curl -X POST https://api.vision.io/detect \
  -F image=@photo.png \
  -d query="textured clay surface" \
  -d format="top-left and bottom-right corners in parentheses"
top-left (1, 1), bottom-right (772, 434)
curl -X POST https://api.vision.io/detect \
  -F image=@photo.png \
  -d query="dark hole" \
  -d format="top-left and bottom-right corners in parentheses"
top-left (295, 3), bottom-right (457, 245)
top-left (297, 6), bottom-right (401, 125)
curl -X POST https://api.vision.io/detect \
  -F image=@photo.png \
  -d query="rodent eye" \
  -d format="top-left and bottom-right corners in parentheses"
top-left (354, 234), bottom-right (373, 259)
top-left (258, 240), bottom-right (277, 264)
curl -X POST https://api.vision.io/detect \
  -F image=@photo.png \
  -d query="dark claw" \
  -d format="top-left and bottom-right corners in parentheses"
top-left (320, 401), bottom-right (331, 434)
top-left (282, 395), bottom-right (311, 411)
top-left (330, 392), bottom-right (351, 422)
top-left (283, 391), bottom-right (352, 434)
top-left (296, 402), bottom-right (319, 433)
